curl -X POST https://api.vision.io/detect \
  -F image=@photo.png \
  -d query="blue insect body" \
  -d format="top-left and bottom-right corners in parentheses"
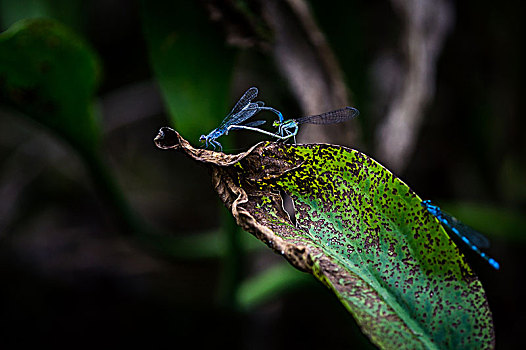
top-left (199, 87), bottom-right (283, 151)
top-left (421, 200), bottom-right (500, 270)
top-left (275, 106), bottom-right (359, 142)
top-left (228, 106), bottom-right (359, 143)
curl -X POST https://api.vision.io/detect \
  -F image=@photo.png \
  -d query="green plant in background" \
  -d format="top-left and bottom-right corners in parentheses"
top-left (141, 0), bottom-right (235, 144)
top-left (0, 16), bottom-right (251, 270)
top-left (0, 12), bottom-right (292, 313)
top-left (140, 0), bottom-right (245, 306)
top-left (0, 3), bottom-right (509, 349)
top-left (0, 18), bottom-right (142, 235)
top-left (0, 19), bottom-right (100, 156)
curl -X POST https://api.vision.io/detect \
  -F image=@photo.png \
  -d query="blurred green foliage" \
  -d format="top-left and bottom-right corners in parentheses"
top-left (0, 0), bottom-right (523, 348)
top-left (0, 18), bottom-right (101, 155)
top-left (0, 0), bottom-right (83, 32)
top-left (141, 0), bottom-right (235, 144)
top-left (442, 201), bottom-right (526, 241)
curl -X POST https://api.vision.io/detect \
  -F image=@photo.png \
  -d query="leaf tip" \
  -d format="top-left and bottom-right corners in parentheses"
top-left (154, 126), bottom-right (181, 149)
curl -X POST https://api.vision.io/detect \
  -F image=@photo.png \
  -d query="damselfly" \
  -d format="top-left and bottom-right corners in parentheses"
top-left (421, 200), bottom-right (500, 270)
top-left (228, 106), bottom-right (359, 142)
top-left (199, 87), bottom-right (283, 151)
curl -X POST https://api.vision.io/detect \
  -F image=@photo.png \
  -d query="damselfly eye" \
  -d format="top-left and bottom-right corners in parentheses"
top-left (199, 135), bottom-right (206, 142)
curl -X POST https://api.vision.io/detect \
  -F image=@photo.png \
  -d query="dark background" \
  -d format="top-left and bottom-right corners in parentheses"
top-left (0, 0), bottom-right (524, 348)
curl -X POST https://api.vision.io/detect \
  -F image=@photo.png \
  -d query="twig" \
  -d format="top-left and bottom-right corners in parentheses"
top-left (375, 0), bottom-right (454, 172)
top-left (261, 0), bottom-right (357, 146)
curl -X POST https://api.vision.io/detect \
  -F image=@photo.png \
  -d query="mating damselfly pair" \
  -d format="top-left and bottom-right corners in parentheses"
top-left (199, 87), bottom-right (359, 151)
top-left (199, 87), bottom-right (499, 270)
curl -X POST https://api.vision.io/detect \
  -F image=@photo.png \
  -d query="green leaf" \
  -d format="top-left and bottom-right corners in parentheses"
top-left (154, 128), bottom-right (496, 350)
top-left (141, 0), bottom-right (235, 144)
top-left (0, 18), bottom-right (101, 155)
top-left (0, 18), bottom-right (153, 237)
top-left (265, 145), bottom-right (495, 349)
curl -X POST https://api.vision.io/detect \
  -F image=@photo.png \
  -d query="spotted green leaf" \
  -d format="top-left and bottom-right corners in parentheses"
top-left (154, 128), bottom-right (496, 350)
top-left (260, 144), bottom-right (495, 349)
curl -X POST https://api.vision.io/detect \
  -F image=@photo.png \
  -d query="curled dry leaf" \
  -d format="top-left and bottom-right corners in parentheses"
top-left (154, 127), bottom-right (495, 350)
top-left (154, 127), bottom-right (312, 271)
